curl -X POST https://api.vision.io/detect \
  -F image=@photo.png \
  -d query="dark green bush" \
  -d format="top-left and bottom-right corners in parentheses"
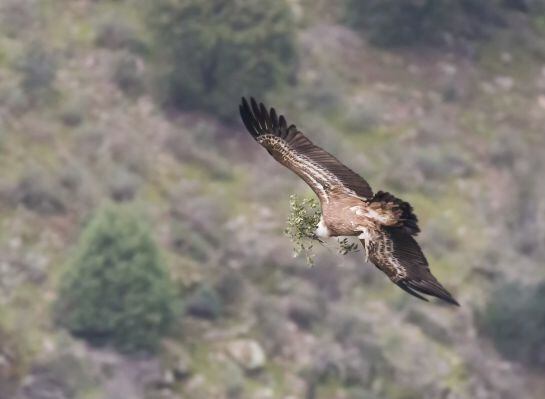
top-left (185, 284), bottom-right (223, 319)
top-left (0, 0), bottom-right (37, 39)
top-left (215, 271), bottom-right (246, 308)
top-left (16, 41), bottom-right (58, 102)
top-left (111, 52), bottom-right (144, 99)
top-left (478, 281), bottom-right (545, 368)
top-left (59, 99), bottom-right (85, 127)
top-left (106, 168), bottom-right (141, 202)
top-left (147, 0), bottom-right (297, 120)
top-left (0, 322), bottom-right (28, 399)
top-left (344, 0), bottom-right (504, 47)
top-left (94, 15), bottom-right (144, 52)
top-left (503, 0), bottom-right (545, 12)
top-left (11, 168), bottom-right (67, 215)
top-left (56, 204), bottom-right (177, 353)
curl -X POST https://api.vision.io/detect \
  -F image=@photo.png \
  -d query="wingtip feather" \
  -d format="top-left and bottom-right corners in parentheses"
top-left (239, 100), bottom-right (258, 137)
top-left (239, 97), bottom-right (295, 141)
top-left (403, 279), bottom-right (460, 306)
top-left (397, 281), bottom-right (429, 302)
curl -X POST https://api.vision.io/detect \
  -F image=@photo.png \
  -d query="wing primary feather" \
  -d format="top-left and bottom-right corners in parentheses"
top-left (407, 280), bottom-right (460, 306)
top-left (364, 228), bottom-right (459, 306)
top-left (286, 125), bottom-right (297, 140)
top-left (287, 124), bottom-right (298, 138)
top-left (259, 102), bottom-right (271, 130)
top-left (240, 103), bottom-right (259, 138)
top-left (250, 97), bottom-right (262, 130)
top-left (396, 281), bottom-right (429, 302)
top-left (278, 115), bottom-right (287, 136)
top-left (239, 105), bottom-right (255, 137)
top-left (241, 97), bottom-right (252, 122)
top-left (270, 108), bottom-right (278, 127)
top-left (241, 97), bottom-right (249, 111)
top-left (238, 97), bottom-right (375, 200)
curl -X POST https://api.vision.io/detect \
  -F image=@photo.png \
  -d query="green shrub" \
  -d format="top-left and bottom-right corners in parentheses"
top-left (16, 41), bottom-right (58, 102)
top-left (56, 204), bottom-right (177, 353)
top-left (185, 284), bottom-right (223, 320)
top-left (59, 99), bottom-right (86, 127)
top-left (344, 0), bottom-right (504, 47)
top-left (504, 0), bottom-right (545, 12)
top-left (94, 15), bottom-right (145, 52)
top-left (107, 169), bottom-right (141, 202)
top-left (284, 195), bottom-right (321, 265)
top-left (147, 0), bottom-right (297, 120)
top-left (0, 321), bottom-right (28, 399)
top-left (215, 271), bottom-right (246, 308)
top-left (284, 195), bottom-right (358, 265)
top-left (478, 281), bottom-right (545, 368)
top-left (11, 167), bottom-right (67, 215)
top-left (0, 0), bottom-right (37, 39)
top-left (111, 52), bottom-right (144, 99)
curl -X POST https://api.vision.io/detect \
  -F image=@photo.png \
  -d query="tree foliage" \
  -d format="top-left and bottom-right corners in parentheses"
top-left (344, 0), bottom-right (505, 47)
top-left (148, 0), bottom-right (297, 120)
top-left (0, 320), bottom-right (28, 399)
top-left (284, 195), bottom-right (321, 265)
top-left (16, 41), bottom-right (58, 103)
top-left (284, 195), bottom-right (359, 265)
top-left (478, 281), bottom-right (545, 368)
top-left (56, 204), bottom-right (177, 353)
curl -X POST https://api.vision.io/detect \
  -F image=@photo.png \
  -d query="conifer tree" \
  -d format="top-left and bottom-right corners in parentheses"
top-left (56, 204), bottom-right (177, 353)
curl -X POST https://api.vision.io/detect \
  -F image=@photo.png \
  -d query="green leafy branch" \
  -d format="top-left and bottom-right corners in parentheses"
top-left (284, 195), bottom-right (359, 265)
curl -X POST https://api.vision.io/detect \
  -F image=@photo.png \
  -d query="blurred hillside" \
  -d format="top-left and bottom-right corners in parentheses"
top-left (1, 1), bottom-right (545, 398)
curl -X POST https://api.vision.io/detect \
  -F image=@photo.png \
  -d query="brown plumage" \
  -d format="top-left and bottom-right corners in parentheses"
top-left (239, 97), bottom-right (459, 306)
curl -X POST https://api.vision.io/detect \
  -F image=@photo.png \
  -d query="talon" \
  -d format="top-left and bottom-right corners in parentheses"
top-left (311, 234), bottom-right (325, 245)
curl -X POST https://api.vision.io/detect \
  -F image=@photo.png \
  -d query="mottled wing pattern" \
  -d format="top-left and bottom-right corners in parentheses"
top-left (239, 97), bottom-right (373, 202)
top-left (369, 191), bottom-right (420, 235)
top-left (364, 227), bottom-right (459, 305)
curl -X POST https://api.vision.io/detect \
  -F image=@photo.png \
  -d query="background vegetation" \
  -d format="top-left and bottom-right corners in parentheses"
top-left (55, 204), bottom-right (176, 353)
top-left (1, 0), bottom-right (545, 398)
top-left (148, 0), bottom-right (297, 120)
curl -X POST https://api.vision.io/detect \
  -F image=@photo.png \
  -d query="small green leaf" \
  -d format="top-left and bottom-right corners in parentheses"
top-left (284, 195), bottom-right (321, 266)
top-left (285, 195), bottom-right (359, 265)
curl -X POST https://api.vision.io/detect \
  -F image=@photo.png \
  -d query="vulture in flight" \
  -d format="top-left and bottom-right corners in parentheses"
top-left (239, 97), bottom-right (459, 306)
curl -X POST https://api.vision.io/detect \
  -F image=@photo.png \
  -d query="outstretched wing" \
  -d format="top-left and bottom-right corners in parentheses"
top-left (363, 227), bottom-right (459, 305)
top-left (239, 97), bottom-right (373, 202)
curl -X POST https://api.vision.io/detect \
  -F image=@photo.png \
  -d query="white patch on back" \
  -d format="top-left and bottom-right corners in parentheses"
top-left (357, 228), bottom-right (372, 241)
top-left (350, 206), bottom-right (390, 224)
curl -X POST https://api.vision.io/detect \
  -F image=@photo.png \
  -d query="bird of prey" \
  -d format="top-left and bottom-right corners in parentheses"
top-left (239, 97), bottom-right (459, 306)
